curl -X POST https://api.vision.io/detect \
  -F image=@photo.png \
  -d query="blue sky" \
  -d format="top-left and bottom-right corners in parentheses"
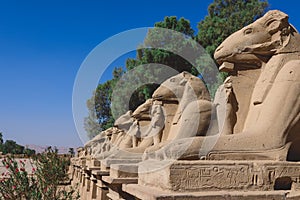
top-left (0, 0), bottom-right (298, 147)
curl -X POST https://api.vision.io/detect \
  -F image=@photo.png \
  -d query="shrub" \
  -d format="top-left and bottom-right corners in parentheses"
top-left (0, 148), bottom-right (79, 200)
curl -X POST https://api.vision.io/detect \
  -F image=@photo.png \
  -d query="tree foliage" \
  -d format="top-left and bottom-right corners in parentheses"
top-left (0, 132), bottom-right (3, 144)
top-left (127, 16), bottom-right (197, 74)
top-left (84, 67), bottom-right (124, 139)
top-left (0, 132), bottom-right (35, 156)
top-left (68, 148), bottom-right (75, 157)
top-left (84, 17), bottom-right (196, 139)
top-left (119, 16), bottom-right (198, 113)
top-left (23, 148), bottom-right (36, 157)
top-left (197, 0), bottom-right (269, 56)
top-left (196, 0), bottom-right (269, 92)
top-left (1, 140), bottom-right (24, 155)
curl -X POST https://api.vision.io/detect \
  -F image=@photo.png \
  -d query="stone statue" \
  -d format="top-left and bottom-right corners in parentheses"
top-left (124, 72), bottom-right (212, 155)
top-left (85, 71), bottom-right (213, 159)
top-left (145, 10), bottom-right (300, 161)
top-left (141, 101), bottom-right (165, 145)
top-left (84, 99), bottom-right (153, 159)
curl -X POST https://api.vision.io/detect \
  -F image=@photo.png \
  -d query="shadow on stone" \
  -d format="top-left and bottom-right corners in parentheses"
top-left (274, 177), bottom-right (292, 190)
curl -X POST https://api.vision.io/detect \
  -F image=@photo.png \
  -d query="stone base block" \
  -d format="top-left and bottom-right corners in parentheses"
top-left (138, 160), bottom-right (300, 192)
top-left (92, 170), bottom-right (110, 177)
top-left (101, 158), bottom-right (142, 170)
top-left (106, 181), bottom-right (136, 200)
top-left (123, 184), bottom-right (300, 200)
top-left (110, 164), bottom-right (138, 178)
top-left (102, 176), bottom-right (138, 184)
top-left (86, 159), bottom-right (101, 170)
top-left (80, 158), bottom-right (87, 167)
top-left (96, 183), bottom-right (109, 200)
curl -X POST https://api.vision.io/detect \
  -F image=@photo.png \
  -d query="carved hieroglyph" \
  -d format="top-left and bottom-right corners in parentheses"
top-left (138, 160), bottom-right (300, 191)
top-left (146, 10), bottom-right (300, 161)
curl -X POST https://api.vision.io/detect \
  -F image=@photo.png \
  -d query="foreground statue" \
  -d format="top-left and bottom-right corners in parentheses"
top-left (145, 10), bottom-right (300, 161)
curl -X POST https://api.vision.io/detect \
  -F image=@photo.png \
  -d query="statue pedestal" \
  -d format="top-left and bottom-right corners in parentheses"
top-left (86, 158), bottom-right (101, 169)
top-left (100, 158), bottom-right (141, 170)
top-left (102, 163), bottom-right (138, 200)
top-left (121, 160), bottom-right (300, 199)
top-left (123, 184), bottom-right (300, 200)
top-left (138, 160), bottom-right (300, 191)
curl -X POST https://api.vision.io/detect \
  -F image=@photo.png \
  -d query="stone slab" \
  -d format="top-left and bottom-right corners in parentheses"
top-left (101, 158), bottom-right (142, 170)
top-left (86, 158), bottom-right (101, 168)
top-left (110, 164), bottom-right (138, 178)
top-left (286, 192), bottom-right (300, 200)
top-left (96, 185), bottom-right (109, 200)
top-left (91, 170), bottom-right (109, 176)
top-left (102, 176), bottom-right (138, 184)
top-left (107, 182), bottom-right (136, 200)
top-left (138, 160), bottom-right (300, 192)
top-left (96, 179), bottom-right (109, 188)
top-left (107, 192), bottom-right (126, 200)
top-left (87, 166), bottom-right (101, 171)
top-left (123, 184), bottom-right (295, 200)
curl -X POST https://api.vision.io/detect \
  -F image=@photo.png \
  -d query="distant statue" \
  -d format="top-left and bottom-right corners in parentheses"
top-left (87, 99), bottom-right (153, 159)
top-left (84, 71), bottom-right (213, 159)
top-left (124, 72), bottom-right (212, 155)
top-left (145, 10), bottom-right (300, 161)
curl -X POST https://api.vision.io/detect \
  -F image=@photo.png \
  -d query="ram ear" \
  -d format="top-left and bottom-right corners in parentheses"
top-left (263, 11), bottom-right (289, 35)
top-left (265, 19), bottom-right (282, 34)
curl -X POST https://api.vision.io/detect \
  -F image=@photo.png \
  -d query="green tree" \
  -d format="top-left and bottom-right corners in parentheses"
top-left (111, 17), bottom-right (199, 119)
top-left (196, 0), bottom-right (269, 92)
top-left (197, 0), bottom-right (269, 57)
top-left (84, 92), bottom-right (103, 139)
top-left (24, 148), bottom-right (36, 157)
top-left (84, 17), bottom-right (198, 139)
top-left (68, 148), bottom-right (75, 157)
top-left (53, 146), bottom-right (59, 154)
top-left (131, 16), bottom-right (197, 74)
top-left (0, 132), bottom-right (3, 144)
top-left (2, 140), bottom-right (24, 155)
top-left (0, 132), bottom-right (3, 153)
top-left (84, 67), bottom-right (124, 139)
top-left (0, 133), bottom-right (35, 156)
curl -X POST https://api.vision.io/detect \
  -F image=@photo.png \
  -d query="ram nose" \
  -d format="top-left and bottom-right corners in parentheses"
top-left (215, 45), bottom-right (223, 53)
top-left (214, 45), bottom-right (226, 64)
